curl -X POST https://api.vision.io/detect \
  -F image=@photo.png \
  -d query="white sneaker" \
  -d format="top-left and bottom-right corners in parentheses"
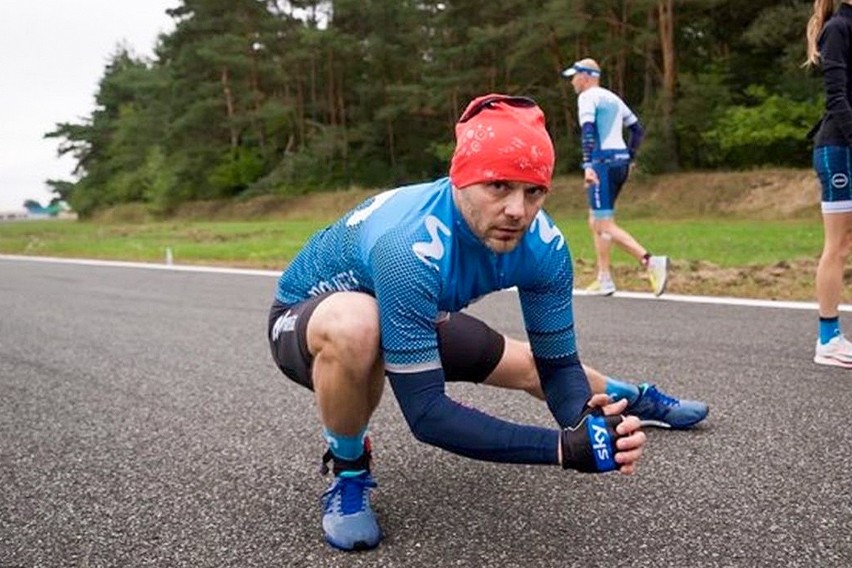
top-left (814, 335), bottom-right (852, 368)
top-left (647, 256), bottom-right (668, 297)
top-left (584, 279), bottom-right (616, 296)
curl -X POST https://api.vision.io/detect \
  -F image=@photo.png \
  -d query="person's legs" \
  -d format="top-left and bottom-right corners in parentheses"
top-left (481, 338), bottom-right (627, 399)
top-left (269, 291), bottom-right (384, 551)
top-left (308, 293), bottom-right (385, 434)
top-left (588, 217), bottom-right (667, 296)
top-left (480, 335), bottom-right (543, 397)
top-left (482, 335), bottom-right (707, 429)
top-left (812, 145), bottom-right (852, 367)
top-left (814, 211), bottom-right (852, 367)
top-left (585, 164), bottom-right (617, 294)
top-left (584, 162), bottom-right (667, 296)
top-left (307, 293), bottom-right (385, 551)
top-left (590, 217), bottom-right (647, 263)
top-left (588, 211), bottom-right (614, 280)
top-left (477, 335), bottom-right (619, 398)
top-left (591, 163), bottom-right (645, 264)
top-left (816, 211), bottom-right (852, 319)
top-left (436, 313), bottom-right (707, 428)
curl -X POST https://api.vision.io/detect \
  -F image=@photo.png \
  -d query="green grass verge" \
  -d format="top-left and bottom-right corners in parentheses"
top-left (555, 217), bottom-right (822, 267)
top-left (0, 216), bottom-right (822, 270)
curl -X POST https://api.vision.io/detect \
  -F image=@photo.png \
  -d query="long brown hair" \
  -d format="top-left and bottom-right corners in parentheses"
top-left (806, 0), bottom-right (841, 66)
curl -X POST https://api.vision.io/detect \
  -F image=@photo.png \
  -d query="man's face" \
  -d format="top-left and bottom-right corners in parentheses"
top-left (453, 180), bottom-right (548, 253)
top-left (570, 73), bottom-right (587, 94)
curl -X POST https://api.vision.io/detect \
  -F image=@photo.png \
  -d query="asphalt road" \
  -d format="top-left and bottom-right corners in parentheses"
top-left (1, 258), bottom-right (850, 568)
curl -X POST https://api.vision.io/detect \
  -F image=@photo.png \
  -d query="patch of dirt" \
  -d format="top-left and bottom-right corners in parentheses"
top-left (573, 257), bottom-right (828, 302)
top-left (546, 167), bottom-right (821, 220)
top-left (718, 170), bottom-right (819, 218)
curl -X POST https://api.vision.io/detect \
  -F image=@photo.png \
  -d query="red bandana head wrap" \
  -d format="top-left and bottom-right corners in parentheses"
top-left (449, 94), bottom-right (555, 190)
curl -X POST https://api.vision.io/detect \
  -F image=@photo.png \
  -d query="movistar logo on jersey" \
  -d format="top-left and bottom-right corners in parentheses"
top-left (586, 415), bottom-right (615, 471)
top-left (530, 211), bottom-right (564, 250)
top-left (412, 215), bottom-right (451, 270)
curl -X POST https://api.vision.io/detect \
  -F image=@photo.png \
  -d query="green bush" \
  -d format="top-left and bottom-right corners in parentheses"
top-left (142, 147), bottom-right (184, 216)
top-left (208, 148), bottom-right (267, 197)
top-left (703, 86), bottom-right (820, 168)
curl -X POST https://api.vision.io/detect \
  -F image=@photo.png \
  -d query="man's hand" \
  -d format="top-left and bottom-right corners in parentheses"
top-left (583, 167), bottom-right (599, 188)
top-left (560, 394), bottom-right (646, 475)
top-left (591, 394), bottom-right (645, 475)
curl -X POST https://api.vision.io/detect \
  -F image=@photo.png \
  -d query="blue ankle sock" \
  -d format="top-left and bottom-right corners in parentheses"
top-left (324, 427), bottom-right (367, 477)
top-left (819, 317), bottom-right (841, 345)
top-left (604, 377), bottom-right (640, 404)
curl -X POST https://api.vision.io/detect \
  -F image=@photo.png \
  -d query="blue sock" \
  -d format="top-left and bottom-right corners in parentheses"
top-left (819, 317), bottom-right (841, 345)
top-left (604, 377), bottom-right (640, 404)
top-left (323, 427), bottom-right (367, 477)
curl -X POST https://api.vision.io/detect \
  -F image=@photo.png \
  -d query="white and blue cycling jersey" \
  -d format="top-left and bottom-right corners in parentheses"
top-left (276, 177), bottom-right (591, 465)
top-left (577, 86), bottom-right (638, 163)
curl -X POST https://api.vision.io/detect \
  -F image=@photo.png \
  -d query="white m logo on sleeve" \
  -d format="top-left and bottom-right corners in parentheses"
top-left (412, 215), bottom-right (451, 270)
top-left (530, 211), bottom-right (564, 250)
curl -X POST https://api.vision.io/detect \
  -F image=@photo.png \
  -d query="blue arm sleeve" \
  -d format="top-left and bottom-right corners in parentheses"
top-left (535, 353), bottom-right (592, 429)
top-left (388, 369), bottom-right (559, 465)
top-left (627, 121), bottom-right (645, 160)
top-left (581, 122), bottom-right (596, 168)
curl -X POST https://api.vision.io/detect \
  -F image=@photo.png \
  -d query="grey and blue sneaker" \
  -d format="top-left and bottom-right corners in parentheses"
top-left (321, 472), bottom-right (382, 551)
top-left (627, 383), bottom-right (709, 429)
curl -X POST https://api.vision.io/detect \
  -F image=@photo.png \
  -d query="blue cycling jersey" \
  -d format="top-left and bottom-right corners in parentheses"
top-left (277, 177), bottom-right (577, 366)
top-left (276, 177), bottom-right (591, 465)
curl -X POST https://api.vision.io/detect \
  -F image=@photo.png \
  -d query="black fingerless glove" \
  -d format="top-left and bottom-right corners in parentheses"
top-left (560, 409), bottom-right (623, 473)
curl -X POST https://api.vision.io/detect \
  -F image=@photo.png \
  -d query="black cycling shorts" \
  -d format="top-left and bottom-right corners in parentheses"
top-left (267, 295), bottom-right (505, 390)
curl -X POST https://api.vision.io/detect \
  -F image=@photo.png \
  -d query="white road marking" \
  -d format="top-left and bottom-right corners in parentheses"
top-left (2, 254), bottom-right (849, 313)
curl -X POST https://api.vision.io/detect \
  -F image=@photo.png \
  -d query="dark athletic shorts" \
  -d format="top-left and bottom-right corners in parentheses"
top-left (267, 294), bottom-right (506, 390)
top-left (813, 145), bottom-right (852, 213)
top-left (587, 161), bottom-right (630, 218)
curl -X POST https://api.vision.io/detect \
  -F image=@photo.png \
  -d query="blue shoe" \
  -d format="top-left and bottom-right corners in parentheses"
top-left (321, 472), bottom-right (382, 551)
top-left (627, 383), bottom-right (709, 429)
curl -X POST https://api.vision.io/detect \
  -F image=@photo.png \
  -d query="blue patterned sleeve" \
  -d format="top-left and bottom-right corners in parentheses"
top-left (518, 221), bottom-right (591, 427)
top-left (626, 120), bottom-right (645, 160)
top-left (580, 122), bottom-right (596, 168)
top-left (369, 231), bottom-right (443, 372)
top-left (517, 232), bottom-right (577, 360)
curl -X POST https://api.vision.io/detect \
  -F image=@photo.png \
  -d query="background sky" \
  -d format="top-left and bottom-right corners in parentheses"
top-left (0, 1), bottom-right (177, 211)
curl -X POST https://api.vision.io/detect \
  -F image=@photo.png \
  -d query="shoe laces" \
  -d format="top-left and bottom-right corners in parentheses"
top-left (643, 384), bottom-right (679, 407)
top-left (323, 473), bottom-right (377, 516)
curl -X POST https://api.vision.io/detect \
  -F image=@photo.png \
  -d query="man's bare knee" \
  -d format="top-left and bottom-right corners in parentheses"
top-left (309, 295), bottom-right (384, 427)
top-left (308, 293), bottom-right (381, 366)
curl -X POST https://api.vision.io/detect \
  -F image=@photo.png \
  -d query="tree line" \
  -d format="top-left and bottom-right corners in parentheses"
top-left (46, 0), bottom-right (823, 217)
